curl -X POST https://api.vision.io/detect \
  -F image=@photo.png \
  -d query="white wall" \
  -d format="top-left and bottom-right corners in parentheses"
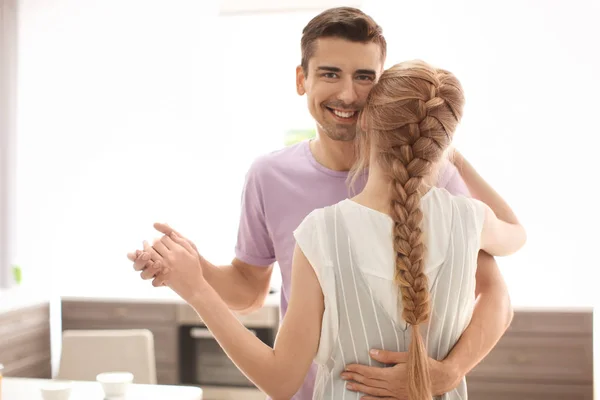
top-left (364, 0), bottom-right (600, 307)
top-left (13, 0), bottom-right (600, 304)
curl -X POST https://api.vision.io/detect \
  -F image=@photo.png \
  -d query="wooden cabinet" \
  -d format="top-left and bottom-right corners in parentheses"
top-left (61, 300), bottom-right (179, 384)
top-left (59, 299), bottom-right (594, 398)
top-left (0, 303), bottom-right (51, 378)
top-left (466, 309), bottom-right (593, 400)
top-left (467, 381), bottom-right (592, 400)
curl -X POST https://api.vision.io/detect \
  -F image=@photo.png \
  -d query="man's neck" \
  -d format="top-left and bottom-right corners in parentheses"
top-left (309, 134), bottom-right (356, 172)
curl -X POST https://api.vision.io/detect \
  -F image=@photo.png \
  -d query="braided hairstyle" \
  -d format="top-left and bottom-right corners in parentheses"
top-left (352, 60), bottom-right (464, 400)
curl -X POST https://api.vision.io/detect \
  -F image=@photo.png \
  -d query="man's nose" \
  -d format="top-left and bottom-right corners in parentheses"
top-left (337, 78), bottom-right (358, 106)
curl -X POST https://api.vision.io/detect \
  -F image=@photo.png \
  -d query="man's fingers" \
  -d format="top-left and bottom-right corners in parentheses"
top-left (160, 234), bottom-right (177, 251)
top-left (140, 261), bottom-right (161, 280)
top-left (128, 249), bottom-right (143, 263)
top-left (361, 397), bottom-right (397, 400)
top-left (369, 349), bottom-right (409, 364)
top-left (127, 251), bottom-right (137, 262)
top-left (152, 238), bottom-right (169, 255)
top-left (344, 364), bottom-right (382, 380)
top-left (154, 222), bottom-right (178, 236)
top-left (345, 381), bottom-right (392, 398)
top-left (154, 223), bottom-right (199, 253)
top-left (169, 232), bottom-right (196, 254)
top-left (129, 248), bottom-right (152, 271)
top-left (143, 240), bottom-right (163, 261)
top-left (152, 270), bottom-right (169, 287)
top-left (133, 252), bottom-right (151, 271)
top-left (340, 372), bottom-right (385, 388)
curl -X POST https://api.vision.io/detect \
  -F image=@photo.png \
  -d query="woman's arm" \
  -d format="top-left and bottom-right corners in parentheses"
top-left (452, 150), bottom-right (526, 255)
top-left (187, 244), bottom-right (324, 400)
top-left (480, 203), bottom-right (527, 256)
top-left (452, 150), bottom-right (522, 226)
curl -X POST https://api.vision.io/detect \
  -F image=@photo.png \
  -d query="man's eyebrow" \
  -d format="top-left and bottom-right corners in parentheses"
top-left (315, 66), bottom-right (376, 76)
top-left (355, 69), bottom-right (377, 76)
top-left (316, 66), bottom-right (342, 72)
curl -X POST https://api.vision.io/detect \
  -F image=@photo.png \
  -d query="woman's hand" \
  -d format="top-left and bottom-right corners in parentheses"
top-left (147, 231), bottom-right (208, 303)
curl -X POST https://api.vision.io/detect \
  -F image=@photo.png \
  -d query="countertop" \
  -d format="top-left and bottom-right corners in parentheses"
top-left (58, 285), bottom-right (282, 308)
top-left (0, 284), bottom-right (282, 314)
top-left (0, 285), bottom-right (593, 315)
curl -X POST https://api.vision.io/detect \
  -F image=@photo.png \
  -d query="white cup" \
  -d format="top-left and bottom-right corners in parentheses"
top-left (96, 371), bottom-right (134, 397)
top-left (40, 380), bottom-right (73, 400)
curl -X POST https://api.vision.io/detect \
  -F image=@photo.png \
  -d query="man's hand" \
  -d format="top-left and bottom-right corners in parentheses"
top-left (341, 349), bottom-right (461, 399)
top-left (127, 223), bottom-right (202, 286)
top-left (143, 231), bottom-right (208, 302)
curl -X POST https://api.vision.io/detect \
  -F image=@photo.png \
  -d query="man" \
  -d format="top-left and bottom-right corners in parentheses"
top-left (129, 7), bottom-right (513, 399)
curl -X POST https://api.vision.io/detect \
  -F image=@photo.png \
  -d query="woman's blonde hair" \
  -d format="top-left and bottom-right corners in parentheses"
top-left (351, 60), bottom-right (465, 400)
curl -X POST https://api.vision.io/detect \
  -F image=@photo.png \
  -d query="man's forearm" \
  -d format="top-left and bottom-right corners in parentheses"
top-left (441, 251), bottom-right (513, 389)
top-left (202, 261), bottom-right (270, 313)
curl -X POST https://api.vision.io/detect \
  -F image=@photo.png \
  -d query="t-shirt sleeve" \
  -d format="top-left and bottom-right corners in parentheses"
top-left (438, 160), bottom-right (471, 197)
top-left (234, 159), bottom-right (276, 267)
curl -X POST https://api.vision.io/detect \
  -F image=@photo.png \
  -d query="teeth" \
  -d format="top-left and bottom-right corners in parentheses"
top-left (332, 109), bottom-right (355, 118)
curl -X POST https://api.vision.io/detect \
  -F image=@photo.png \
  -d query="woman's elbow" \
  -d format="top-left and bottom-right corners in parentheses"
top-left (271, 395), bottom-right (292, 400)
top-left (264, 375), bottom-right (303, 400)
top-left (270, 386), bottom-right (301, 400)
top-left (502, 224), bottom-right (528, 256)
top-left (515, 225), bottom-right (527, 253)
top-left (504, 295), bottom-right (514, 330)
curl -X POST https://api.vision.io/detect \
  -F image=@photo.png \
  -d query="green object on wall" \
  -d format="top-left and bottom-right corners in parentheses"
top-left (284, 128), bottom-right (316, 146)
top-left (12, 264), bottom-right (22, 284)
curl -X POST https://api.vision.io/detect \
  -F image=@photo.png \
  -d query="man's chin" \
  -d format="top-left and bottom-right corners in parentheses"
top-left (321, 125), bottom-right (357, 142)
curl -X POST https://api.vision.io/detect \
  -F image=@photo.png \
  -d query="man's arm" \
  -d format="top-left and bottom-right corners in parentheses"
top-left (129, 156), bottom-right (277, 314)
top-left (440, 251), bottom-right (513, 389)
top-left (437, 150), bottom-right (519, 388)
top-left (130, 230), bottom-right (273, 313)
top-left (202, 257), bottom-right (274, 313)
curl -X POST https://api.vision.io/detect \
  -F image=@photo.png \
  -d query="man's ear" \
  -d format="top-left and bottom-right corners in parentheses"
top-left (296, 65), bottom-right (306, 96)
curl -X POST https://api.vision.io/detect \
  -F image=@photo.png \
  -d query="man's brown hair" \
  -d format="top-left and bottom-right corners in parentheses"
top-left (300, 7), bottom-right (386, 74)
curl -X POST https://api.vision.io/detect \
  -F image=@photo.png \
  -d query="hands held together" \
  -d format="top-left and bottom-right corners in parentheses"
top-left (127, 223), bottom-right (207, 303)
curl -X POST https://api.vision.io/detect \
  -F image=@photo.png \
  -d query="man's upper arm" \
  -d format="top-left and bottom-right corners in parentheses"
top-left (235, 158), bottom-right (277, 267)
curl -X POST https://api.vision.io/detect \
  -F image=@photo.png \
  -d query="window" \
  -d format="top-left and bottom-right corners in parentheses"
top-left (14, 1), bottom-right (599, 307)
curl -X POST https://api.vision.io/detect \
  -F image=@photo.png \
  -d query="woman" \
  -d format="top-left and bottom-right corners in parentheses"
top-left (145, 60), bottom-right (526, 400)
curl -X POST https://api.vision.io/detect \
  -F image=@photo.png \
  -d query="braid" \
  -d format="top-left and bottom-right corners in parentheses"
top-left (385, 119), bottom-right (435, 400)
top-left (353, 60), bottom-right (465, 400)
top-left (385, 136), bottom-right (430, 326)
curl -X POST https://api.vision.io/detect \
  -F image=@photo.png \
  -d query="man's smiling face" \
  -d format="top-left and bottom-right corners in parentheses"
top-left (297, 37), bottom-right (384, 142)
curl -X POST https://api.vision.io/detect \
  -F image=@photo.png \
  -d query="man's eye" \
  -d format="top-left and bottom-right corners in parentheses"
top-left (322, 72), bottom-right (338, 79)
top-left (356, 75), bottom-right (374, 81)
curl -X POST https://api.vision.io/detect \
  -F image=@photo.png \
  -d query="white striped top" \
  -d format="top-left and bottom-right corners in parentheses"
top-left (293, 187), bottom-right (487, 399)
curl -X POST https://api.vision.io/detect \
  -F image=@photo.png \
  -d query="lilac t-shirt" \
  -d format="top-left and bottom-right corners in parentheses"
top-left (235, 140), bottom-right (469, 400)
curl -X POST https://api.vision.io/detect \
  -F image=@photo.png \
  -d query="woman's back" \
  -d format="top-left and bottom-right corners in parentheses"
top-left (294, 186), bottom-right (486, 399)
